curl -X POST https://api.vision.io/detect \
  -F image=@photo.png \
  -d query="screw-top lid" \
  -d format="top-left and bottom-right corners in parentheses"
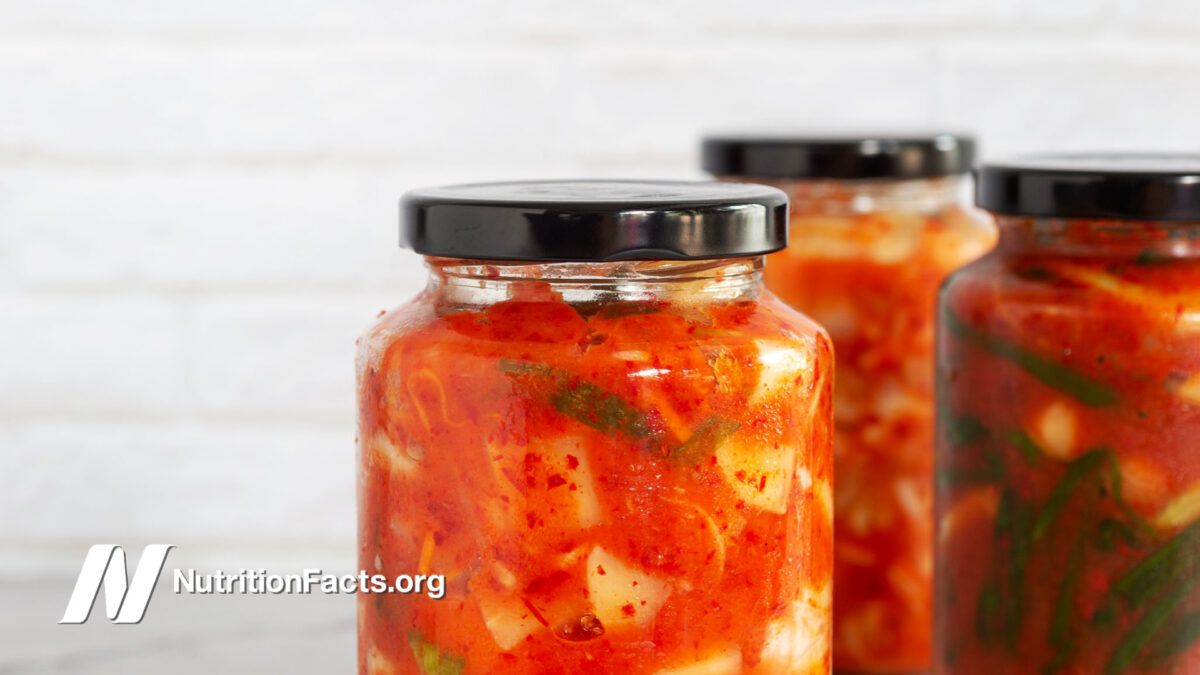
top-left (701, 133), bottom-right (976, 180)
top-left (400, 179), bottom-right (789, 261)
top-left (976, 154), bottom-right (1200, 222)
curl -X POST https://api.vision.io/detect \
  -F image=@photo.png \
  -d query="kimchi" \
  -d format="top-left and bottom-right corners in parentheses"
top-left (705, 134), bottom-right (993, 673)
top-left (358, 181), bottom-right (834, 674)
top-left (936, 156), bottom-right (1200, 674)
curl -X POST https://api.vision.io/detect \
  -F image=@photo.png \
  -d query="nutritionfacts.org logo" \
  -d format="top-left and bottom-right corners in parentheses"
top-left (59, 544), bottom-right (445, 624)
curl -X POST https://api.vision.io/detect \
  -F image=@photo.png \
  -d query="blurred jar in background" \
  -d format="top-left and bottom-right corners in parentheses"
top-left (705, 134), bottom-right (995, 674)
top-left (358, 180), bottom-right (835, 674)
top-left (936, 156), bottom-right (1200, 674)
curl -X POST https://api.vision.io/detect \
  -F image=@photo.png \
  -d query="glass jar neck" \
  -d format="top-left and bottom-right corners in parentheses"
top-left (775, 175), bottom-right (966, 216)
top-left (425, 257), bottom-right (765, 307)
top-left (994, 216), bottom-right (1200, 259)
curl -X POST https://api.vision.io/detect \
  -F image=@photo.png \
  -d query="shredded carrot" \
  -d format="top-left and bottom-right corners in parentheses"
top-left (417, 530), bottom-right (435, 576)
top-left (407, 368), bottom-right (459, 434)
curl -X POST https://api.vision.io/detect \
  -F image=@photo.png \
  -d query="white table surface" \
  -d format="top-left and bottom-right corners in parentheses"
top-left (1, 580), bottom-right (355, 674)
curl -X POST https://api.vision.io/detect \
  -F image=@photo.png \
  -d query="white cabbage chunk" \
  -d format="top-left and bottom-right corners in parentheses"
top-left (863, 212), bottom-right (923, 264)
top-left (715, 340), bottom-right (812, 514)
top-left (586, 546), bottom-right (670, 629)
top-left (1031, 400), bottom-right (1077, 461)
top-left (759, 583), bottom-right (832, 672)
top-left (546, 437), bottom-right (602, 528)
top-left (786, 213), bottom-right (922, 265)
top-left (485, 435), bottom-right (603, 533)
top-left (476, 591), bottom-right (541, 651)
top-left (654, 647), bottom-right (742, 675)
top-left (1117, 454), bottom-right (1169, 513)
top-left (370, 430), bottom-right (420, 477)
top-left (1155, 478), bottom-right (1200, 531)
top-left (938, 486), bottom-right (999, 548)
top-left (714, 433), bottom-right (796, 515)
top-left (366, 642), bottom-right (399, 675)
top-left (1056, 265), bottom-right (1200, 333)
top-left (663, 497), bottom-right (727, 575)
top-left (1175, 372), bottom-right (1200, 406)
top-left (749, 340), bottom-right (813, 408)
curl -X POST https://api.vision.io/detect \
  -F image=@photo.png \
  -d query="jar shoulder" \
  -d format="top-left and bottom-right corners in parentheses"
top-left (355, 290), bottom-right (438, 378)
top-left (942, 248), bottom-right (1200, 311)
top-left (781, 204), bottom-right (995, 271)
top-left (939, 250), bottom-right (1200, 373)
top-left (359, 291), bottom-right (832, 385)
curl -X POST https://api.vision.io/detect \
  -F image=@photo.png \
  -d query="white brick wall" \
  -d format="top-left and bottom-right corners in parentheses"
top-left (188, 295), bottom-right (383, 424)
top-left (0, 295), bottom-right (189, 419)
top-left (1, 0), bottom-right (1196, 577)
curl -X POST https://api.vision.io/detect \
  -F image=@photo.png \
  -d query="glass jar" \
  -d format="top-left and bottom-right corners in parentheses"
top-left (705, 134), bottom-right (995, 674)
top-left (935, 155), bottom-right (1200, 674)
top-left (357, 181), bottom-right (835, 674)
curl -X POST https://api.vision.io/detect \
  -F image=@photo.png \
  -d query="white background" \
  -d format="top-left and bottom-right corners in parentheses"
top-left (3, 0), bottom-right (1199, 578)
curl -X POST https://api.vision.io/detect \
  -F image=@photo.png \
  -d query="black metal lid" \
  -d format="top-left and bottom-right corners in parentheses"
top-left (976, 154), bottom-right (1200, 222)
top-left (701, 133), bottom-right (976, 180)
top-left (400, 179), bottom-right (789, 261)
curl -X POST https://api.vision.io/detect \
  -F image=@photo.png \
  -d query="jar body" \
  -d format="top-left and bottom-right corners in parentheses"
top-left (744, 176), bottom-right (994, 673)
top-left (357, 258), bottom-right (834, 674)
top-left (935, 217), bottom-right (1200, 674)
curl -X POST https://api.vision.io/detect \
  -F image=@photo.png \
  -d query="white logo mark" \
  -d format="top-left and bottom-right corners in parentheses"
top-left (59, 545), bottom-right (174, 624)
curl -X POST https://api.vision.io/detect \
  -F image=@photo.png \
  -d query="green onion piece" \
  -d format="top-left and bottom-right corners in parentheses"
top-left (1108, 518), bottom-right (1200, 611)
top-left (1050, 526), bottom-right (1089, 649)
top-left (1105, 577), bottom-right (1197, 675)
top-left (1032, 449), bottom-right (1108, 543)
top-left (947, 415), bottom-right (988, 447)
top-left (1092, 602), bottom-right (1118, 629)
top-left (673, 416), bottom-right (740, 464)
top-left (993, 487), bottom-right (1035, 650)
top-left (1017, 266), bottom-right (1058, 281)
top-left (1005, 543), bottom-right (1032, 648)
top-left (591, 301), bottom-right (664, 320)
top-left (938, 416), bottom-right (1000, 487)
top-left (1044, 494), bottom-right (1096, 674)
top-left (943, 310), bottom-right (1118, 407)
top-left (500, 360), bottom-right (656, 441)
top-left (552, 380), bottom-right (650, 439)
top-left (1134, 248), bottom-right (1172, 266)
top-left (994, 487), bottom-right (1017, 536)
top-left (1007, 431), bottom-right (1044, 465)
top-left (1095, 517), bottom-right (1141, 553)
top-left (975, 580), bottom-right (1001, 645)
top-left (940, 449), bottom-right (1005, 488)
top-left (940, 465), bottom-right (1004, 487)
top-left (1101, 451), bottom-right (1158, 543)
top-left (1042, 649), bottom-right (1075, 675)
top-left (408, 632), bottom-right (466, 675)
top-left (1145, 611), bottom-right (1200, 664)
top-left (944, 643), bottom-right (960, 668)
